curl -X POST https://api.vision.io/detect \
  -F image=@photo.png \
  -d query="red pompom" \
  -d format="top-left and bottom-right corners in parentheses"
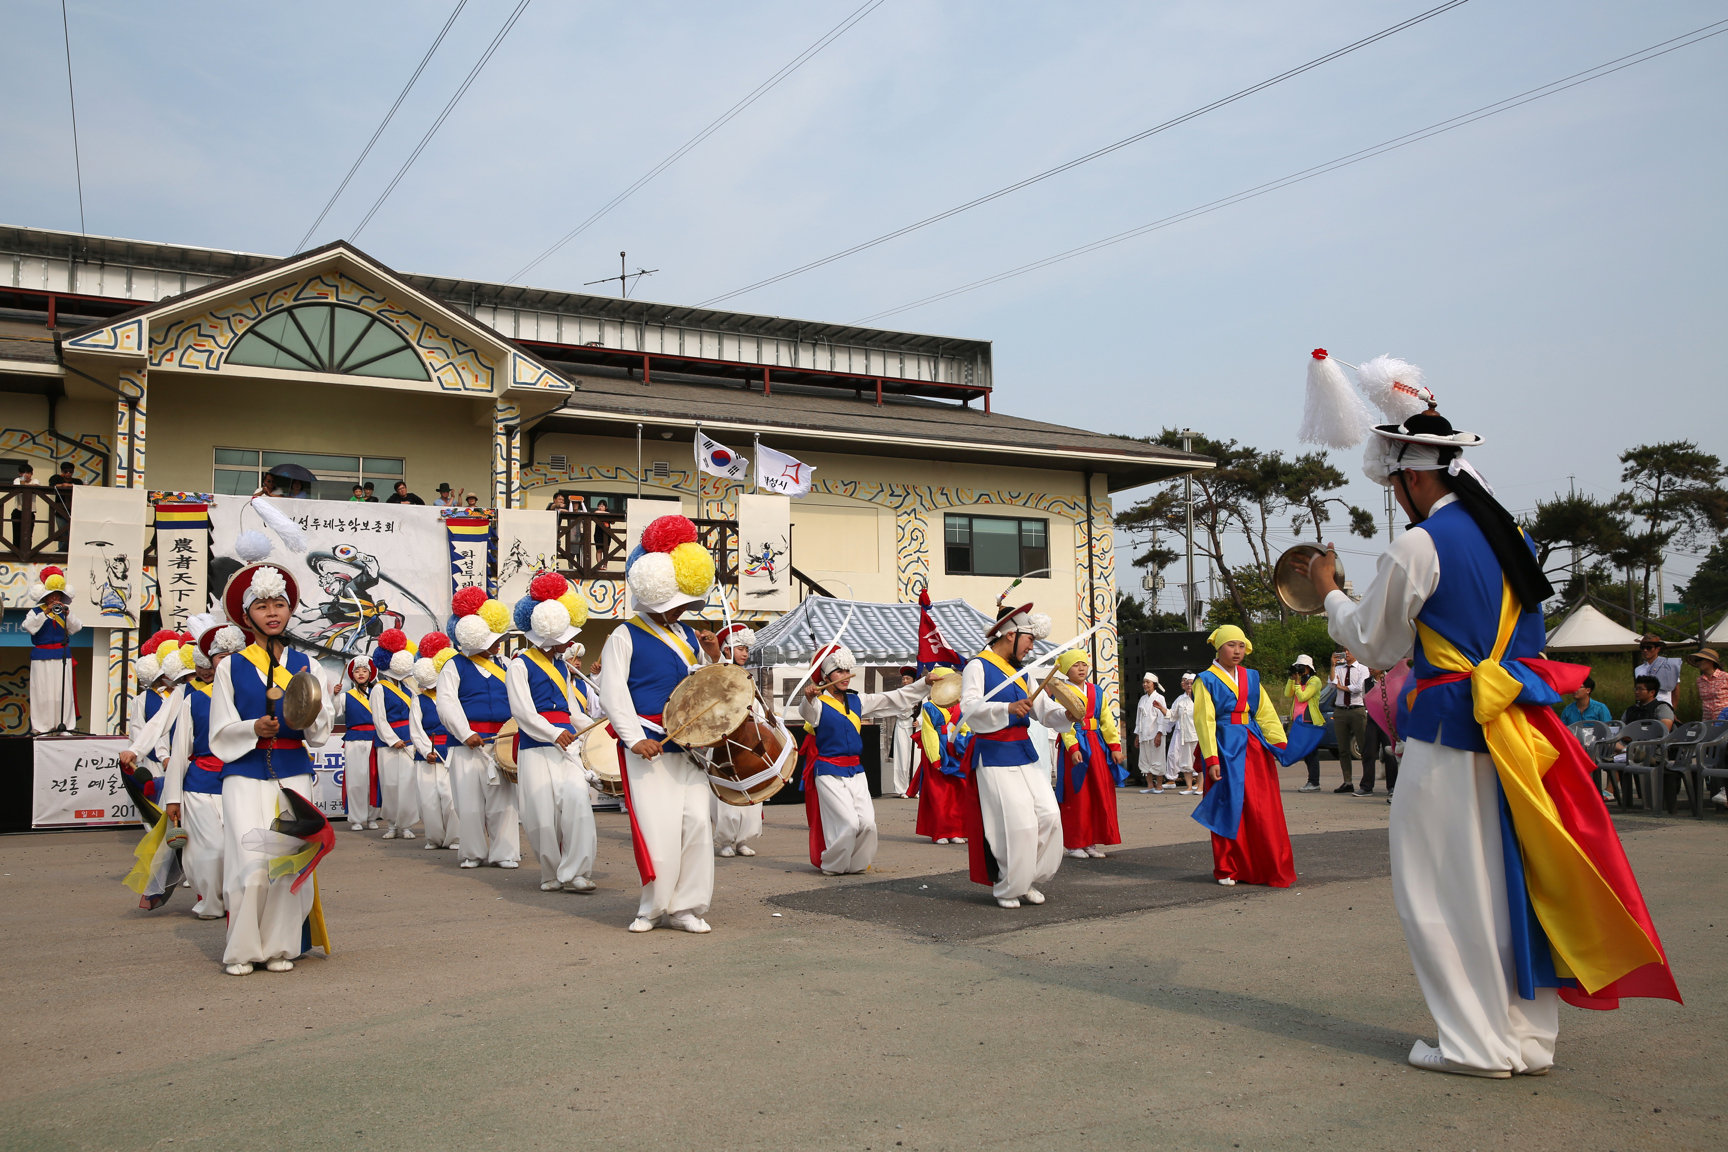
top-left (144, 629), bottom-right (175, 656)
top-left (417, 631), bottom-right (451, 658)
top-left (177, 631), bottom-right (194, 644)
top-left (1311, 348), bottom-right (1329, 360)
top-left (452, 586), bottom-right (487, 617)
top-left (528, 572), bottom-right (569, 602)
top-left (641, 515), bottom-right (698, 554)
top-left (379, 628), bottom-right (407, 653)
top-left (40, 565), bottom-right (64, 580)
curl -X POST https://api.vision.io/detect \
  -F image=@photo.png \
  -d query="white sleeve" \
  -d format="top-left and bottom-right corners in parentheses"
top-left (1323, 528), bottom-right (1439, 672)
top-left (369, 684), bottom-right (396, 746)
top-left (128, 693), bottom-right (146, 740)
top-left (207, 658), bottom-right (258, 763)
top-left (65, 610), bottom-right (82, 635)
top-left (1178, 698), bottom-right (1198, 742)
top-left (1031, 691), bottom-right (1074, 733)
top-left (856, 680), bottom-right (931, 720)
top-left (22, 609), bottom-right (45, 635)
top-left (435, 661), bottom-right (471, 743)
top-left (598, 627), bottom-right (645, 747)
top-left (960, 659), bottom-right (1011, 733)
top-left (798, 694), bottom-right (823, 726)
top-left (161, 706), bottom-right (193, 805)
top-left (508, 656), bottom-right (567, 745)
top-left (409, 691), bottom-right (432, 758)
top-left (129, 687), bottom-right (181, 759)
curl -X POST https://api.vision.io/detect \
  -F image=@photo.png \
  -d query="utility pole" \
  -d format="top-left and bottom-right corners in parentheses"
top-left (1385, 484), bottom-right (1396, 542)
top-left (585, 251), bottom-right (659, 298)
top-left (1182, 429), bottom-right (1197, 630)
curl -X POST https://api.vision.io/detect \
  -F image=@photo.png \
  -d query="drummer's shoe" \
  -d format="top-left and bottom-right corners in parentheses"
top-left (628, 917), bottom-right (657, 932)
top-left (717, 845), bottom-right (736, 857)
top-left (381, 828), bottom-right (397, 839)
top-left (459, 860), bottom-right (480, 869)
top-left (996, 897), bottom-right (1021, 909)
top-left (668, 912), bottom-right (711, 933)
top-left (366, 821), bottom-right (380, 829)
top-left (497, 860), bottom-right (519, 869)
top-left (564, 877), bottom-right (596, 893)
top-left (1022, 888), bottom-right (1046, 905)
top-left (735, 844), bottom-right (756, 856)
top-left (400, 830), bottom-right (416, 840)
top-left (1065, 849), bottom-right (1089, 859)
top-left (540, 880), bottom-right (562, 891)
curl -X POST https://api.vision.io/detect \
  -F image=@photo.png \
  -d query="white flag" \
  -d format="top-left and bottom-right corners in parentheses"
top-left (755, 442), bottom-right (816, 497)
top-left (695, 430), bottom-right (749, 481)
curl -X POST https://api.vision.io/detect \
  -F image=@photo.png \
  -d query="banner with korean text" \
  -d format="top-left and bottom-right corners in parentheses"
top-left (445, 515), bottom-right (494, 601)
top-left (152, 501), bottom-right (210, 631)
top-left (32, 735), bottom-right (138, 827)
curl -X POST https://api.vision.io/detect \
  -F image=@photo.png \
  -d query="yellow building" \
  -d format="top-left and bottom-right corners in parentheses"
top-left (0, 225), bottom-right (1206, 733)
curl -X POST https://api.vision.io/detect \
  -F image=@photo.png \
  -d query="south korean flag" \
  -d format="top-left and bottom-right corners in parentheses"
top-left (695, 428), bottom-right (749, 481)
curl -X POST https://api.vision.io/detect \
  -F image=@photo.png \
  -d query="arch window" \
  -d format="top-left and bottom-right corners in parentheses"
top-left (227, 302), bottom-right (429, 380)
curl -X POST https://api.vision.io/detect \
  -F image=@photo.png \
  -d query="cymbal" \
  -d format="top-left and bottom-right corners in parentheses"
top-left (283, 669), bottom-right (324, 730)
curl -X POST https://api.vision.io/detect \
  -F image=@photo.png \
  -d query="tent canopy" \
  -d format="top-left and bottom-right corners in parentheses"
top-left (1545, 603), bottom-right (1645, 653)
top-left (748, 595), bottom-right (1055, 668)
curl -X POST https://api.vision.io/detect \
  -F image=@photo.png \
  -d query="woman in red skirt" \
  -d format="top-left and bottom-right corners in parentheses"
top-left (911, 668), bottom-right (968, 845)
top-left (1190, 625), bottom-right (1296, 887)
top-left (1055, 650), bottom-right (1125, 859)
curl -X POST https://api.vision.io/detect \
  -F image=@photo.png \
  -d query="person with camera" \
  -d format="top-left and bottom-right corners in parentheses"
top-left (1285, 655), bottom-right (1325, 793)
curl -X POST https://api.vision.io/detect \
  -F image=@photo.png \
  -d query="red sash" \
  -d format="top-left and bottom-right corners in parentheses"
top-left (194, 755), bottom-right (223, 771)
top-left (254, 737), bottom-right (304, 750)
top-left (511, 711), bottom-right (571, 763)
top-left (469, 720), bottom-right (504, 735)
top-left (608, 716), bottom-right (661, 886)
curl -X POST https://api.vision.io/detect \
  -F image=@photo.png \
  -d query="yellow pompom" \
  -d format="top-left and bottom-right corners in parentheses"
top-left (43, 574), bottom-right (65, 591)
top-left (670, 541), bottom-right (715, 597)
top-left (476, 598), bottom-right (511, 634)
top-left (557, 591), bottom-right (588, 629)
top-left (156, 639), bottom-right (180, 658)
top-left (432, 649), bottom-right (457, 673)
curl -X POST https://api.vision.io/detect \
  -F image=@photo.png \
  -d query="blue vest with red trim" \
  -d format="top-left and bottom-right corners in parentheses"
top-left (415, 693), bottom-right (446, 760)
top-left (343, 689), bottom-right (374, 731)
top-left (970, 656), bottom-right (1037, 767)
top-left (179, 683), bottom-right (221, 795)
top-left (375, 681), bottom-right (415, 746)
top-left (223, 648), bottom-right (315, 781)
top-left (453, 655), bottom-right (512, 725)
top-left (625, 620), bottom-right (698, 716)
top-left (515, 654), bottom-right (574, 750)
top-left (30, 611), bottom-right (71, 660)
top-left (810, 692), bottom-right (864, 778)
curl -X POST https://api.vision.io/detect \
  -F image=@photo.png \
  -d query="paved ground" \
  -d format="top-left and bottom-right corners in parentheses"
top-left (1, 766), bottom-right (1720, 1152)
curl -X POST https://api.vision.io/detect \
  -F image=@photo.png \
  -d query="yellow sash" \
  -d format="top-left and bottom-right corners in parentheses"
top-left (1416, 579), bottom-right (1661, 992)
top-left (381, 680), bottom-right (413, 708)
top-left (804, 693), bottom-right (862, 736)
top-left (523, 647), bottom-right (572, 702)
top-left (237, 644), bottom-right (294, 692)
top-left (630, 613), bottom-right (697, 667)
top-left (191, 679), bottom-right (214, 698)
top-left (468, 655), bottom-right (506, 681)
top-left (345, 687), bottom-right (370, 711)
top-left (978, 647), bottom-right (1029, 688)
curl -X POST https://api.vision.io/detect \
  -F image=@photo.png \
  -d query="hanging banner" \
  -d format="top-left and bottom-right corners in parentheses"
top-left (496, 508), bottom-right (558, 606)
top-left (32, 735), bottom-right (137, 827)
top-left (208, 495), bottom-right (448, 661)
top-left (152, 502), bottom-right (211, 630)
top-left (69, 486), bottom-right (149, 630)
top-left (738, 492), bottom-right (792, 611)
top-left (445, 515), bottom-right (493, 603)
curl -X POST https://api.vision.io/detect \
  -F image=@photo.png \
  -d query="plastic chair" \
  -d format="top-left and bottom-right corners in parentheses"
top-left (1676, 721), bottom-right (1728, 817)
top-left (1603, 720), bottom-right (1670, 813)
top-left (1656, 722), bottom-right (1708, 814)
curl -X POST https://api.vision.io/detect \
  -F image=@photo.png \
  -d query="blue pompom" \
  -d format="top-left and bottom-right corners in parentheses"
top-left (512, 595), bottom-right (536, 634)
top-left (370, 646), bottom-right (390, 673)
top-left (625, 543), bottom-right (645, 570)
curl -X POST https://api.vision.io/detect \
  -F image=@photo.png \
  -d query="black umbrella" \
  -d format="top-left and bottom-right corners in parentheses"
top-left (266, 463), bottom-right (318, 484)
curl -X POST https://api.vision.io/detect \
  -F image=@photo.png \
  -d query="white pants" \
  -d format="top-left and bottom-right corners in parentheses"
top-left (1391, 738), bottom-right (1559, 1074)
top-left (342, 738), bottom-right (376, 825)
top-left (449, 743), bottom-right (520, 865)
top-left (814, 773), bottom-right (877, 874)
top-left (711, 794), bottom-right (762, 850)
top-left (29, 657), bottom-right (77, 733)
top-left (180, 790), bottom-right (225, 918)
top-left (623, 749), bottom-right (713, 921)
top-left (887, 718), bottom-right (914, 796)
top-left (1165, 736), bottom-right (1197, 780)
top-left (517, 744), bottom-right (595, 885)
top-left (976, 759), bottom-right (1064, 900)
top-left (415, 757), bottom-right (458, 848)
top-left (221, 774), bottom-right (315, 966)
top-left (376, 744), bottom-right (418, 832)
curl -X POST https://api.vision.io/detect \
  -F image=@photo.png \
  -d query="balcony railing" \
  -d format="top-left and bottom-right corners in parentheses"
top-left (1, 486), bottom-right (71, 563)
top-left (553, 511), bottom-right (738, 585)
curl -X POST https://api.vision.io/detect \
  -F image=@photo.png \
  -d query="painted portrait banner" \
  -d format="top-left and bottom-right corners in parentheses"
top-left (69, 486), bottom-right (149, 630)
top-left (208, 495), bottom-right (448, 661)
top-left (152, 502), bottom-right (210, 633)
top-left (496, 508), bottom-right (558, 606)
top-left (738, 492), bottom-right (792, 611)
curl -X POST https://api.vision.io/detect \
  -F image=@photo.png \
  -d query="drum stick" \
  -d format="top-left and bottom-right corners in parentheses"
top-left (1023, 664), bottom-right (1062, 711)
top-left (664, 697), bottom-right (725, 746)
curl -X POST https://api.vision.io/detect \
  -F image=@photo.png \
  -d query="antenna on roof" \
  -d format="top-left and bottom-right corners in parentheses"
top-left (585, 251), bottom-right (659, 299)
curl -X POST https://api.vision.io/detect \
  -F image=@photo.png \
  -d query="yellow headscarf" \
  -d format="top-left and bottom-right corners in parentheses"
top-left (1056, 649), bottom-right (1090, 674)
top-left (1206, 624), bottom-right (1253, 655)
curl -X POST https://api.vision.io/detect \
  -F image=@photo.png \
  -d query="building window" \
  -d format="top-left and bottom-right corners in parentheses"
top-left (227, 303), bottom-right (429, 381)
top-left (213, 449), bottom-right (405, 501)
top-left (944, 514), bottom-right (1048, 577)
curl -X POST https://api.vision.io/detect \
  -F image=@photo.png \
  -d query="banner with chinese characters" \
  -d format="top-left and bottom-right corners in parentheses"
top-left (152, 501), bottom-right (210, 630)
top-left (32, 735), bottom-right (137, 827)
top-left (208, 496), bottom-right (449, 662)
top-left (495, 508), bottom-right (558, 606)
top-left (738, 492), bottom-right (792, 611)
top-left (444, 515), bottom-right (494, 601)
top-left (69, 486), bottom-right (149, 629)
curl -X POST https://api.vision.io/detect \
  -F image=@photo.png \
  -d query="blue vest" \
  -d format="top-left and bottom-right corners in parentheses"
top-left (1407, 501), bottom-right (1554, 753)
top-left (625, 620), bottom-right (698, 716)
top-left (30, 611), bottom-right (71, 660)
top-left (970, 656), bottom-right (1036, 767)
top-left (343, 688), bottom-right (374, 732)
top-left (415, 693), bottom-right (446, 760)
top-left (453, 655), bottom-right (512, 725)
top-left (810, 692), bottom-right (864, 778)
top-left (374, 681), bottom-right (415, 746)
top-left (515, 653), bottom-right (574, 750)
top-left (223, 647), bottom-right (316, 781)
top-left (180, 683), bottom-right (221, 795)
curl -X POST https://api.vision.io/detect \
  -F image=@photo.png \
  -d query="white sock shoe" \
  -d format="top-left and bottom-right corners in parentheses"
top-left (459, 859), bottom-right (479, 869)
top-left (1085, 847), bottom-right (1107, 858)
top-left (381, 828), bottom-right (396, 839)
top-left (1217, 877), bottom-right (1236, 886)
top-left (1065, 849), bottom-right (1089, 859)
top-left (935, 838), bottom-right (949, 845)
top-left (265, 958), bottom-right (294, 972)
top-left (717, 845), bottom-right (736, 857)
top-left (736, 844), bottom-right (755, 856)
top-left (349, 822), bottom-right (364, 831)
top-left (1407, 1040), bottom-right (1510, 1079)
top-left (996, 897), bottom-right (1021, 909)
top-left (668, 911), bottom-right (711, 933)
top-left (540, 880), bottom-right (562, 891)
top-left (1022, 888), bottom-right (1045, 905)
top-left (424, 841), bottom-right (437, 850)
top-left (497, 860), bottom-right (519, 869)
top-left (400, 830), bottom-right (415, 840)
top-left (628, 917), bottom-right (657, 932)
top-left (225, 962), bottom-right (254, 976)
top-left (564, 877), bottom-right (597, 893)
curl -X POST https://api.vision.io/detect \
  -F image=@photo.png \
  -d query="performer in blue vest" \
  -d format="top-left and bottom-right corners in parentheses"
top-left (409, 638), bottom-right (459, 852)
top-left (207, 562), bottom-right (335, 976)
top-left (958, 603), bottom-right (1075, 908)
top-left (437, 590), bottom-right (521, 869)
top-left (367, 630), bottom-right (420, 839)
top-left (159, 614), bottom-right (249, 919)
top-left (1296, 351), bottom-right (1679, 1077)
top-left (22, 565), bottom-right (82, 733)
top-left (597, 515), bottom-right (723, 934)
top-left (340, 656), bottom-right (381, 832)
top-left (507, 574), bottom-right (597, 893)
top-left (798, 642), bottom-right (931, 875)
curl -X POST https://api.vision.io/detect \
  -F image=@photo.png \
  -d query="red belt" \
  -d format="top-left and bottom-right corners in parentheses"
top-left (816, 754), bottom-right (860, 767)
top-left (542, 711), bottom-right (571, 725)
top-left (255, 738), bottom-right (304, 750)
top-left (194, 755), bottom-right (223, 771)
top-left (431, 734), bottom-right (448, 745)
top-left (975, 728), bottom-right (1027, 742)
top-left (36, 642), bottom-right (66, 649)
top-left (348, 723), bottom-right (375, 732)
top-left (470, 721), bottom-right (504, 734)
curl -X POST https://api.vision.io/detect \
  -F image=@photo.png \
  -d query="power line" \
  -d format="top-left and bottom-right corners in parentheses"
top-left (351, 0), bottom-right (534, 242)
top-left (59, 0), bottom-right (86, 241)
top-left (506, 0), bottom-right (887, 284)
top-left (695, 0), bottom-right (1470, 308)
top-left (855, 19), bottom-right (1728, 325)
top-left (295, 0), bottom-right (470, 252)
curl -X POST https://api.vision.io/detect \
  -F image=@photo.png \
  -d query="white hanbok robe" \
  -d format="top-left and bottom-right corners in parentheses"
top-left (506, 652), bottom-right (596, 886)
top-left (435, 657), bottom-right (521, 866)
top-left (798, 680), bottom-right (931, 874)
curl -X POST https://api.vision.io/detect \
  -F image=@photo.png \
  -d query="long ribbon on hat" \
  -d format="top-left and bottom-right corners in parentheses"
top-left (957, 619), bottom-right (1110, 728)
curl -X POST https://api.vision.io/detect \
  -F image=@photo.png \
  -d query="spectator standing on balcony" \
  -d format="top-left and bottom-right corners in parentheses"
top-left (546, 494), bottom-right (567, 512)
top-left (386, 481), bottom-right (424, 506)
top-left (464, 494), bottom-right (481, 510)
top-left (13, 462), bottom-right (35, 485)
top-left (1559, 677), bottom-right (1613, 727)
top-left (349, 484), bottom-right (366, 502)
top-left (50, 461), bottom-right (81, 500)
top-left (362, 482), bottom-right (379, 503)
top-left (433, 483), bottom-right (465, 508)
top-left (568, 496), bottom-right (587, 512)
top-left (1633, 635), bottom-right (1682, 705)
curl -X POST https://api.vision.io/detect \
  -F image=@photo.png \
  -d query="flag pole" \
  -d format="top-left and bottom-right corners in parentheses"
top-left (694, 422), bottom-right (703, 522)
top-left (635, 423), bottom-right (643, 498)
top-left (752, 434), bottom-right (760, 493)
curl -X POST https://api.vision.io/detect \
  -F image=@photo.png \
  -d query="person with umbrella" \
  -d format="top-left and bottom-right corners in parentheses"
top-left (257, 462), bottom-right (317, 500)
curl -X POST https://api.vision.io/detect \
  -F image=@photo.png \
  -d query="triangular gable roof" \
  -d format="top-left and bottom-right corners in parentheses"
top-left (749, 595), bottom-right (1055, 667)
top-left (1545, 603), bottom-right (1645, 652)
top-left (60, 238), bottom-right (573, 395)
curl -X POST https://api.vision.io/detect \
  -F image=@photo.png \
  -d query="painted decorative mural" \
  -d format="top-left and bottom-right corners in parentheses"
top-left (0, 430), bottom-right (108, 484)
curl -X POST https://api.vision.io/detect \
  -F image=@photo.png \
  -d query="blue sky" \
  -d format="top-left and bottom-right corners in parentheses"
top-left (6, 1), bottom-right (1724, 611)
